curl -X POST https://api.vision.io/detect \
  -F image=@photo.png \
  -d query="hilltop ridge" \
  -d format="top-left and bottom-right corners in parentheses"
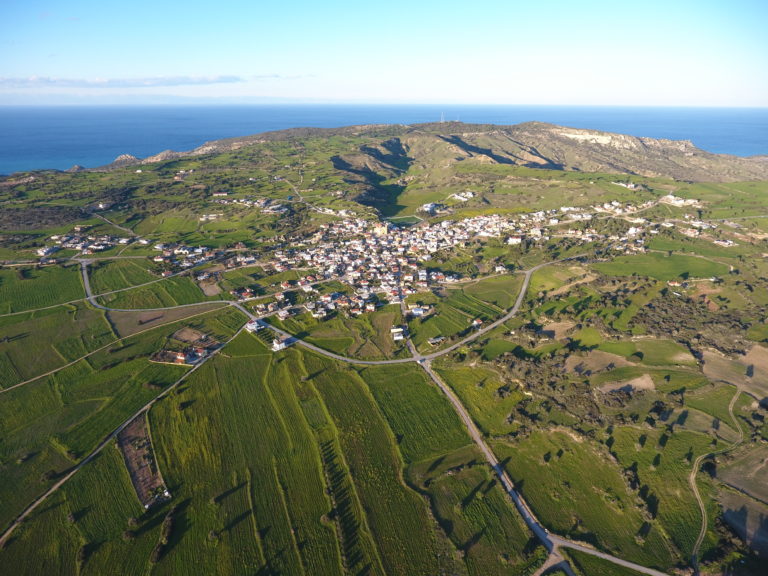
top-left (101, 121), bottom-right (768, 183)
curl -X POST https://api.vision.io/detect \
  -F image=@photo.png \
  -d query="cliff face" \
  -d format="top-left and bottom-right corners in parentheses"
top-left (499, 122), bottom-right (768, 181)
top-left (102, 121), bottom-right (768, 183)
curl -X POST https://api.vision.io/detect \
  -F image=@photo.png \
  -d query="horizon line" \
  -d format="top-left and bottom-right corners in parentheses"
top-left (1, 102), bottom-right (767, 110)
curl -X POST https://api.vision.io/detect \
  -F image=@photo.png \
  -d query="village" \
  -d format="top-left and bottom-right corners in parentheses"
top-left (189, 191), bottom-right (741, 357)
top-left (258, 193), bottom-right (712, 308)
top-left (33, 193), bottom-right (730, 329)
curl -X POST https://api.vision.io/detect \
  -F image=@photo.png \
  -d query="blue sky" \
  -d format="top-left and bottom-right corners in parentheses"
top-left (1, 0), bottom-right (766, 106)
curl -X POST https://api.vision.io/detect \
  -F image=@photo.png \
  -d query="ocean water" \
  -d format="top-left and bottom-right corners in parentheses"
top-left (0, 105), bottom-right (766, 175)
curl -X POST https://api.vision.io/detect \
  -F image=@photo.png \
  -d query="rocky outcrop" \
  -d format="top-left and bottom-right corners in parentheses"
top-left (110, 154), bottom-right (140, 167)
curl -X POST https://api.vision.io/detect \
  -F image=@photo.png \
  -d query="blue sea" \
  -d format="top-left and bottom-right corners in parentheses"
top-left (1, 105), bottom-right (767, 175)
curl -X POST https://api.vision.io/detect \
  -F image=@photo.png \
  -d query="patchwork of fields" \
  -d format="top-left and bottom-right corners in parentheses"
top-left (2, 126), bottom-right (768, 576)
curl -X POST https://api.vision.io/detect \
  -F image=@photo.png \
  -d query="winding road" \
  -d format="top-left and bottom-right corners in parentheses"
top-left (689, 387), bottom-right (745, 576)
top-left (1, 255), bottom-right (675, 575)
top-left (233, 259), bottom-right (673, 576)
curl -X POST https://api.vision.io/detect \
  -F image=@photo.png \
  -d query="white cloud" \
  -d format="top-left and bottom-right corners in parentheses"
top-left (0, 75), bottom-right (246, 88)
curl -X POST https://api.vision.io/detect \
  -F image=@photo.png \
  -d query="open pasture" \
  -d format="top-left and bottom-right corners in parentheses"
top-left (593, 253), bottom-right (728, 281)
top-left (493, 430), bottom-right (676, 570)
top-left (434, 362), bottom-right (523, 437)
top-left (527, 264), bottom-right (588, 296)
top-left (0, 303), bottom-right (115, 389)
top-left (719, 491), bottom-right (768, 558)
top-left (462, 273), bottom-right (524, 309)
top-left (609, 426), bottom-right (723, 563)
top-left (703, 347), bottom-right (768, 400)
top-left (718, 445), bottom-right (768, 504)
top-left (106, 301), bottom-right (229, 338)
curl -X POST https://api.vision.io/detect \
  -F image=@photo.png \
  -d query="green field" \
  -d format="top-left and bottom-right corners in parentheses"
top-left (88, 259), bottom-right (159, 294)
top-left (0, 303), bottom-right (115, 389)
top-left (97, 276), bottom-right (213, 309)
top-left (408, 445), bottom-right (545, 576)
top-left (565, 548), bottom-right (648, 576)
top-left (2, 336), bottom-right (542, 575)
top-left (2, 121), bottom-right (767, 573)
top-left (271, 304), bottom-right (408, 360)
top-left (493, 430), bottom-right (678, 570)
top-left (357, 363), bottom-right (470, 462)
top-left (0, 265), bottom-right (84, 313)
top-left (462, 274), bottom-right (524, 309)
top-left (0, 306), bottom-right (245, 535)
top-left (434, 362), bottom-right (524, 436)
top-left (0, 357), bottom-right (185, 533)
top-left (407, 286), bottom-right (506, 351)
top-left (593, 253), bottom-right (728, 281)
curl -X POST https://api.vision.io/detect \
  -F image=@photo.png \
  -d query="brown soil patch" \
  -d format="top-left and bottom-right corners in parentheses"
top-left (743, 344), bottom-right (768, 374)
top-left (703, 347), bottom-right (768, 399)
top-left (552, 426), bottom-right (584, 443)
top-left (598, 373), bottom-right (655, 393)
top-left (719, 491), bottom-right (768, 556)
top-left (719, 446), bottom-right (768, 504)
top-left (541, 321), bottom-right (575, 340)
top-left (199, 281), bottom-right (221, 296)
top-left (173, 326), bottom-right (216, 346)
top-left (549, 273), bottom-right (596, 297)
top-left (107, 302), bottom-right (227, 337)
top-left (692, 282), bottom-right (720, 297)
top-left (117, 414), bottom-right (169, 509)
top-left (566, 350), bottom-right (632, 375)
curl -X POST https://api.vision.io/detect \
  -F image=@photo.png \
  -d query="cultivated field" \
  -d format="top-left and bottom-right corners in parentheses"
top-left (0, 265), bottom-right (84, 313)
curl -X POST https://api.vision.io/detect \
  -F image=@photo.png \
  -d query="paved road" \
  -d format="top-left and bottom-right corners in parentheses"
top-left (239, 260), bottom-right (672, 576)
top-left (421, 260), bottom-right (550, 361)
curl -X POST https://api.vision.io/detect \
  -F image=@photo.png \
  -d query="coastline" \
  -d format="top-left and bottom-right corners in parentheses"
top-left (1, 104), bottom-right (767, 175)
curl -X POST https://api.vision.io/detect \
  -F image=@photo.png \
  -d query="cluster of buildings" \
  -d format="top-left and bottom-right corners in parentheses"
top-left (150, 344), bottom-right (212, 365)
top-left (258, 192), bottom-right (727, 306)
top-left (592, 199), bottom-right (655, 216)
top-left (302, 291), bottom-right (377, 319)
top-left (152, 243), bottom-right (217, 270)
top-left (40, 228), bottom-right (145, 257)
top-left (659, 194), bottom-right (701, 208)
top-left (279, 218), bottom-right (481, 300)
top-left (211, 194), bottom-right (288, 214)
